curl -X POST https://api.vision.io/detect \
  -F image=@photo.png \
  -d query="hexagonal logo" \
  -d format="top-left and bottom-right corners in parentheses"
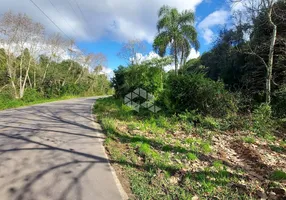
top-left (124, 88), bottom-right (161, 113)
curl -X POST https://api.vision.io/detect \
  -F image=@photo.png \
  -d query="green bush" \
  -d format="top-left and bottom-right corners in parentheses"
top-left (252, 103), bottom-right (274, 136)
top-left (178, 110), bottom-right (201, 124)
top-left (22, 88), bottom-right (43, 103)
top-left (222, 115), bottom-right (252, 131)
top-left (0, 86), bottom-right (14, 101)
top-left (60, 83), bottom-right (89, 96)
top-left (234, 92), bottom-right (256, 113)
top-left (272, 85), bottom-right (286, 118)
top-left (112, 62), bottom-right (165, 99)
top-left (162, 73), bottom-right (237, 117)
top-left (201, 116), bottom-right (221, 130)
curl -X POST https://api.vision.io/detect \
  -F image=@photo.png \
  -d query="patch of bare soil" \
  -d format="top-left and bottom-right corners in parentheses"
top-left (230, 139), bottom-right (271, 179)
top-left (212, 131), bottom-right (286, 199)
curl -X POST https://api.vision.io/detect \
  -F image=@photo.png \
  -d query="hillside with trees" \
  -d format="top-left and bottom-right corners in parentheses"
top-left (0, 12), bottom-right (112, 109)
top-left (95, 1), bottom-right (286, 199)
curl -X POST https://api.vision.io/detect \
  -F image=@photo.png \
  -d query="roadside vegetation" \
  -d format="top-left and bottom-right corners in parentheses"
top-left (94, 1), bottom-right (286, 199)
top-left (0, 12), bottom-right (112, 110)
top-left (94, 97), bottom-right (286, 199)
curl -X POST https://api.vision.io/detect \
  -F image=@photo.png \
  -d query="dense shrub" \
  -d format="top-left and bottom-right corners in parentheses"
top-left (42, 82), bottom-right (91, 98)
top-left (0, 87), bottom-right (16, 109)
top-left (252, 103), bottom-right (274, 136)
top-left (60, 83), bottom-right (89, 96)
top-left (112, 63), bottom-right (165, 99)
top-left (233, 92), bottom-right (256, 113)
top-left (272, 85), bottom-right (286, 118)
top-left (0, 86), bottom-right (14, 101)
top-left (161, 73), bottom-right (237, 117)
top-left (22, 88), bottom-right (43, 103)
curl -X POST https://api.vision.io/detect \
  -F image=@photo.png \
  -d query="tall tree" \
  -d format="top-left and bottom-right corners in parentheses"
top-left (117, 39), bottom-right (146, 65)
top-left (233, 0), bottom-right (282, 103)
top-left (0, 11), bottom-right (44, 98)
top-left (153, 5), bottom-right (199, 75)
top-left (42, 33), bottom-right (69, 84)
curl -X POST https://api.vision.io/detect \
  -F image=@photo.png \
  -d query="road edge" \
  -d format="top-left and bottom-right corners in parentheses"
top-left (90, 99), bottom-right (129, 200)
top-left (0, 95), bottom-right (111, 112)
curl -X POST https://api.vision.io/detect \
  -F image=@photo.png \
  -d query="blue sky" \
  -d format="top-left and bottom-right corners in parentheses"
top-left (76, 0), bottom-right (233, 70)
top-left (1, 0), bottom-right (235, 73)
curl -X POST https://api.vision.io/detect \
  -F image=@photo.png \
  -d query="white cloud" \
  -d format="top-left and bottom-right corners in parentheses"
top-left (201, 29), bottom-right (214, 44)
top-left (100, 66), bottom-right (115, 80)
top-left (230, 1), bottom-right (246, 13)
top-left (198, 10), bottom-right (230, 44)
top-left (132, 49), bottom-right (199, 72)
top-left (164, 49), bottom-right (200, 71)
top-left (0, 0), bottom-right (203, 43)
top-left (187, 48), bottom-right (200, 60)
top-left (229, 0), bottom-right (266, 13)
top-left (131, 51), bottom-right (161, 64)
top-left (134, 48), bottom-right (199, 65)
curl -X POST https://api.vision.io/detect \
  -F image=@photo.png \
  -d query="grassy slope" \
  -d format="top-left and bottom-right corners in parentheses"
top-left (94, 97), bottom-right (286, 200)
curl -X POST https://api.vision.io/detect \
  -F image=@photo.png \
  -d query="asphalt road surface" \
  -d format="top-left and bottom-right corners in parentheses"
top-left (0, 97), bottom-right (127, 200)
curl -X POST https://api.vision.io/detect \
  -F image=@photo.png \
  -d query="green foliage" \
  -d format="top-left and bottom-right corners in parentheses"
top-left (163, 73), bottom-right (237, 117)
top-left (201, 142), bottom-right (212, 154)
top-left (273, 85), bottom-right (286, 118)
top-left (153, 5), bottom-right (199, 74)
top-left (186, 153), bottom-right (197, 161)
top-left (201, 116), bottom-right (221, 130)
top-left (178, 110), bottom-right (201, 123)
top-left (242, 136), bottom-right (255, 144)
top-left (222, 115), bottom-right (252, 131)
top-left (180, 58), bottom-right (206, 74)
top-left (94, 97), bottom-right (261, 200)
top-left (270, 170), bottom-right (286, 181)
top-left (138, 143), bottom-right (152, 156)
top-left (60, 83), bottom-right (89, 96)
top-left (213, 160), bottom-right (223, 170)
top-left (0, 87), bottom-right (14, 101)
top-left (252, 104), bottom-right (274, 136)
top-left (192, 0), bottom-right (286, 108)
top-left (112, 60), bottom-right (166, 99)
top-left (22, 88), bottom-right (43, 103)
top-left (269, 145), bottom-right (286, 153)
top-left (101, 118), bottom-right (117, 135)
top-left (0, 12), bottom-right (112, 107)
top-left (200, 26), bottom-right (248, 90)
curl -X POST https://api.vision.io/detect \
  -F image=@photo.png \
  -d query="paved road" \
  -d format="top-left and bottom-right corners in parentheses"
top-left (0, 97), bottom-right (127, 200)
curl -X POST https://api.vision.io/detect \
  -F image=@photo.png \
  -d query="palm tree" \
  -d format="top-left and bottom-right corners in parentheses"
top-left (153, 5), bottom-right (199, 75)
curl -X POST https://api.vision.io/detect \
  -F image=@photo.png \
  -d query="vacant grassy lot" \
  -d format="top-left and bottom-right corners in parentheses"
top-left (94, 97), bottom-right (286, 200)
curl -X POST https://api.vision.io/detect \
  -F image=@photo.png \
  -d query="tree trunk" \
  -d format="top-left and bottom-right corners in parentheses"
top-left (27, 74), bottom-right (32, 88)
top-left (75, 70), bottom-right (83, 84)
top-left (20, 58), bottom-right (32, 98)
top-left (34, 69), bottom-right (36, 88)
top-left (266, 7), bottom-right (277, 104)
top-left (42, 62), bottom-right (50, 83)
top-left (174, 41), bottom-right (178, 75)
top-left (180, 50), bottom-right (184, 67)
top-left (6, 59), bottom-right (18, 98)
top-left (19, 53), bottom-right (24, 97)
